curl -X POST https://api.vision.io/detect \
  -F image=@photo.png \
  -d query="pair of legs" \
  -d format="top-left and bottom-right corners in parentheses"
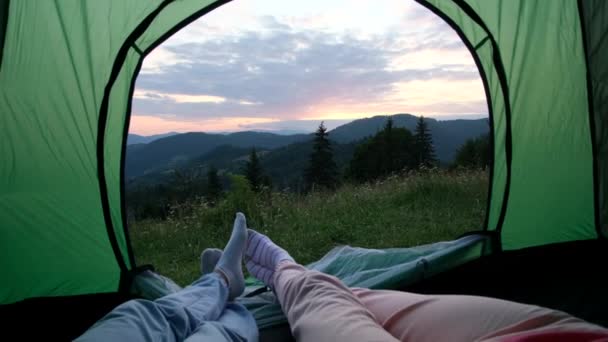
top-left (78, 212), bottom-right (608, 341)
top-left (246, 229), bottom-right (608, 342)
top-left (76, 213), bottom-right (257, 342)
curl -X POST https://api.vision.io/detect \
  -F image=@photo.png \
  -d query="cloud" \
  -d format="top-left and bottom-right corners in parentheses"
top-left (258, 15), bottom-right (292, 31)
top-left (238, 119), bottom-right (352, 133)
top-left (132, 3), bottom-right (486, 135)
top-left (133, 90), bottom-right (226, 103)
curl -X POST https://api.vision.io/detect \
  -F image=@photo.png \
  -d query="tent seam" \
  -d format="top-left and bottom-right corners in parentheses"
top-left (474, 36), bottom-right (490, 51)
top-left (120, 50), bottom-right (143, 271)
top-left (96, 0), bottom-right (174, 291)
top-left (576, 0), bottom-right (602, 239)
top-left (451, 0), bottom-right (512, 249)
top-left (132, 43), bottom-right (143, 55)
top-left (0, 0), bottom-right (8, 74)
top-left (116, 0), bottom-right (233, 278)
top-left (140, 0), bottom-right (232, 56)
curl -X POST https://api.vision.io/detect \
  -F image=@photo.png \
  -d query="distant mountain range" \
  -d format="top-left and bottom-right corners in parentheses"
top-left (127, 129), bottom-right (309, 145)
top-left (125, 114), bottom-right (489, 187)
top-left (127, 132), bottom-right (179, 145)
top-left (126, 131), bottom-right (309, 178)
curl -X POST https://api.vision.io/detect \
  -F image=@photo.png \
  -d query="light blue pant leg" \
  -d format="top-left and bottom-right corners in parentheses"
top-left (185, 303), bottom-right (259, 342)
top-left (76, 273), bottom-right (257, 342)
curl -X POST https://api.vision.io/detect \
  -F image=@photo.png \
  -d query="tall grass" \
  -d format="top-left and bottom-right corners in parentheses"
top-left (131, 169), bottom-right (488, 286)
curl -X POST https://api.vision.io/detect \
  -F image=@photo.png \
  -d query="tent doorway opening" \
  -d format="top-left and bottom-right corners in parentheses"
top-left (124, 0), bottom-right (491, 287)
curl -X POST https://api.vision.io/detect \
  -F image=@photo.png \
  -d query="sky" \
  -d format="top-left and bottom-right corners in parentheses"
top-left (131, 0), bottom-right (487, 135)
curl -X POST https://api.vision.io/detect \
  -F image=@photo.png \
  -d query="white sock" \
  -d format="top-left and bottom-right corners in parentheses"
top-left (215, 213), bottom-right (247, 300)
top-left (200, 248), bottom-right (222, 275)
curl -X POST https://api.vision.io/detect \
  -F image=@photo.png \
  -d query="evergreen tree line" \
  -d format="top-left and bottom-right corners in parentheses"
top-left (346, 116), bottom-right (436, 184)
top-left (258, 115), bottom-right (488, 191)
top-left (452, 134), bottom-right (491, 169)
top-left (127, 116), bottom-right (489, 220)
top-left (126, 166), bottom-right (226, 220)
top-left (243, 116), bottom-right (438, 193)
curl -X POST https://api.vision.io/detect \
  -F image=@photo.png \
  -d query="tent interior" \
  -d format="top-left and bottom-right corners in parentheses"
top-left (0, 0), bottom-right (606, 340)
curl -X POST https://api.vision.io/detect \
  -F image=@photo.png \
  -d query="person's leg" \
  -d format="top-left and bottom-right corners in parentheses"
top-left (245, 229), bottom-right (398, 342)
top-left (75, 273), bottom-right (232, 342)
top-left (274, 262), bottom-right (399, 342)
top-left (351, 288), bottom-right (608, 342)
top-left (77, 213), bottom-right (253, 342)
top-left (185, 303), bottom-right (259, 342)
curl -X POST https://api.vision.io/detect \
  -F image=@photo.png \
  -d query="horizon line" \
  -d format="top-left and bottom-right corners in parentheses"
top-left (129, 113), bottom-right (488, 136)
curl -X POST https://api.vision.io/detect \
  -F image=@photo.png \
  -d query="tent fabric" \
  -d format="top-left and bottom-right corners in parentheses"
top-left (0, 0), bottom-right (154, 304)
top-left (579, 0), bottom-right (608, 236)
top-left (0, 0), bottom-right (222, 305)
top-left (0, 0), bottom-right (606, 311)
top-left (406, 239), bottom-right (608, 328)
top-left (417, 0), bottom-right (599, 250)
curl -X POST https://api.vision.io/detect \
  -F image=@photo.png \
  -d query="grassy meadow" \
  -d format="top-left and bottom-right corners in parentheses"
top-left (131, 169), bottom-right (488, 286)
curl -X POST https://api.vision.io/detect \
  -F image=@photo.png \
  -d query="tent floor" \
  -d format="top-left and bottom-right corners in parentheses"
top-left (404, 239), bottom-right (608, 328)
top-left (2, 239), bottom-right (605, 341)
top-left (0, 292), bottom-right (133, 341)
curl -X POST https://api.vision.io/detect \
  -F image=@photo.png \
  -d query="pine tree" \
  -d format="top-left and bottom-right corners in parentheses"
top-left (348, 118), bottom-right (416, 182)
top-left (244, 148), bottom-right (263, 192)
top-left (383, 117), bottom-right (395, 174)
top-left (305, 122), bottom-right (338, 190)
top-left (453, 134), bottom-right (491, 169)
top-left (206, 166), bottom-right (222, 204)
top-left (414, 116), bottom-right (437, 167)
top-left (453, 139), bottom-right (478, 168)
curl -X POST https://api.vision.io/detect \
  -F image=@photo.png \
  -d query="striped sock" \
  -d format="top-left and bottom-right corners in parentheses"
top-left (245, 229), bottom-right (294, 288)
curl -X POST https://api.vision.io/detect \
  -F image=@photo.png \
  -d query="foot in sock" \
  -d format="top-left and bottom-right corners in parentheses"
top-left (200, 248), bottom-right (222, 275)
top-left (244, 229), bottom-right (294, 288)
top-left (215, 212), bottom-right (248, 300)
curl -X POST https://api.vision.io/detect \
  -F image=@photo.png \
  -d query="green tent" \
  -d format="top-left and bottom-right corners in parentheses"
top-left (0, 0), bottom-right (606, 339)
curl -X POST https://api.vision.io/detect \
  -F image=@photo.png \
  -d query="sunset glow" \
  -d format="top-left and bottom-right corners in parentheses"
top-left (131, 115), bottom-right (279, 135)
top-left (131, 0), bottom-right (486, 135)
